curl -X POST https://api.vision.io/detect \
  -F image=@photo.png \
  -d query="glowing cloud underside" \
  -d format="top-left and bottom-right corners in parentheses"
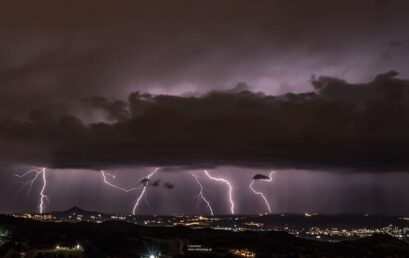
top-left (191, 172), bottom-right (214, 216)
top-left (132, 168), bottom-right (160, 215)
top-left (203, 170), bottom-right (235, 215)
top-left (249, 171), bottom-right (275, 213)
top-left (15, 168), bottom-right (49, 214)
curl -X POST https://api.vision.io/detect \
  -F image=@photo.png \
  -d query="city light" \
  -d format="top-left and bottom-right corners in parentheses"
top-left (229, 248), bottom-right (256, 258)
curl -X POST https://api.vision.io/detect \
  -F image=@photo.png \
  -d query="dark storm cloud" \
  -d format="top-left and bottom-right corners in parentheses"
top-left (82, 97), bottom-right (129, 122)
top-left (1, 1), bottom-right (409, 171)
top-left (138, 178), bottom-right (161, 187)
top-left (151, 179), bottom-right (161, 187)
top-left (2, 72), bottom-right (409, 171)
top-left (164, 182), bottom-right (175, 190)
top-left (140, 179), bottom-right (150, 186)
top-left (253, 174), bottom-right (270, 180)
top-left (1, 0), bottom-right (409, 118)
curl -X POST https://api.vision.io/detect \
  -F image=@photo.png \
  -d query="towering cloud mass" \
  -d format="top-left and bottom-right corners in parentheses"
top-left (1, 0), bottom-right (409, 170)
top-left (2, 0), bottom-right (409, 215)
top-left (1, 71), bottom-right (409, 170)
top-left (1, 0), bottom-right (409, 117)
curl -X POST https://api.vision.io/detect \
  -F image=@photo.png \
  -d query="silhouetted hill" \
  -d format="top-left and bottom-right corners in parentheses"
top-left (66, 206), bottom-right (85, 212)
top-left (51, 206), bottom-right (102, 217)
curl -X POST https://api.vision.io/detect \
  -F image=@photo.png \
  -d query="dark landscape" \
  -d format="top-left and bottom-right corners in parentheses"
top-left (2, 212), bottom-right (409, 258)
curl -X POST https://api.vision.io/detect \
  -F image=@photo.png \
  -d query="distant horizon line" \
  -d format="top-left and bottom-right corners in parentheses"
top-left (2, 206), bottom-right (409, 217)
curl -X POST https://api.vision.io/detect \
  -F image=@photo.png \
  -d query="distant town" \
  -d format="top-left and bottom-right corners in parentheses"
top-left (10, 207), bottom-right (409, 242)
top-left (2, 207), bottom-right (409, 257)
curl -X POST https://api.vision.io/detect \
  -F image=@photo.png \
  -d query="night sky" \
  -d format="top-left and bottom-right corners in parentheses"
top-left (1, 0), bottom-right (409, 215)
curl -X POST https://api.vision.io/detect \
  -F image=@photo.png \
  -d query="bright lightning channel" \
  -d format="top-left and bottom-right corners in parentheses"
top-left (132, 167), bottom-right (160, 215)
top-left (249, 171), bottom-right (275, 213)
top-left (191, 172), bottom-right (214, 216)
top-left (100, 170), bottom-right (143, 192)
top-left (203, 170), bottom-right (235, 215)
top-left (15, 168), bottom-right (49, 214)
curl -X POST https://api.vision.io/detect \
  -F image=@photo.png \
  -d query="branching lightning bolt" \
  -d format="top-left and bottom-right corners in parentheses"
top-left (15, 168), bottom-right (49, 214)
top-left (101, 170), bottom-right (143, 192)
top-left (101, 168), bottom-right (159, 214)
top-left (249, 171), bottom-right (275, 213)
top-left (191, 172), bottom-right (214, 216)
top-left (132, 167), bottom-right (160, 215)
top-left (203, 170), bottom-right (235, 215)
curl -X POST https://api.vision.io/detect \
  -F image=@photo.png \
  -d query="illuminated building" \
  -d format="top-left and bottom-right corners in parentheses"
top-left (229, 248), bottom-right (256, 257)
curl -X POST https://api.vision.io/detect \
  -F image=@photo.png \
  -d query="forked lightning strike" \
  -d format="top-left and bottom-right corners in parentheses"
top-left (132, 168), bottom-right (160, 215)
top-left (101, 170), bottom-right (143, 192)
top-left (15, 168), bottom-right (49, 214)
top-left (191, 172), bottom-right (214, 216)
top-left (15, 167), bottom-right (273, 216)
top-left (203, 170), bottom-right (235, 214)
top-left (249, 171), bottom-right (275, 213)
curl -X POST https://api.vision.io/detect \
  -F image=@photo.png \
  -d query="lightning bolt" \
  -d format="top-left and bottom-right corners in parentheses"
top-left (39, 169), bottom-right (48, 214)
top-left (15, 168), bottom-right (49, 214)
top-left (191, 172), bottom-right (214, 216)
top-left (100, 170), bottom-right (143, 192)
top-left (132, 167), bottom-right (160, 215)
top-left (203, 170), bottom-right (235, 215)
top-left (249, 171), bottom-right (275, 213)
